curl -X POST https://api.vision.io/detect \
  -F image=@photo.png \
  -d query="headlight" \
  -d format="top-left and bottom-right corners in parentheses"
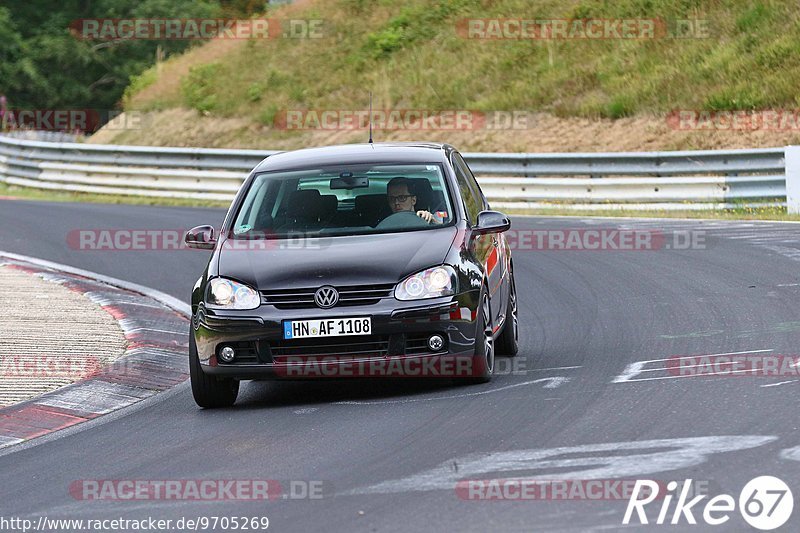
top-left (206, 278), bottom-right (260, 310)
top-left (395, 265), bottom-right (457, 301)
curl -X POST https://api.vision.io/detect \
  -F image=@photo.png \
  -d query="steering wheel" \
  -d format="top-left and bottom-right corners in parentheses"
top-left (375, 210), bottom-right (429, 230)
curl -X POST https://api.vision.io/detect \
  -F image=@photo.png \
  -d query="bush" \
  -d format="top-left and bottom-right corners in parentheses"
top-left (181, 63), bottom-right (222, 113)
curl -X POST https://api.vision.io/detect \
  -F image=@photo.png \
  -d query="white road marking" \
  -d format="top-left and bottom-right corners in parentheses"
top-left (780, 446), bottom-right (800, 462)
top-left (760, 380), bottom-right (798, 388)
top-left (345, 435), bottom-right (776, 495)
top-left (622, 349), bottom-right (773, 367)
top-left (293, 407), bottom-right (319, 414)
top-left (537, 377), bottom-right (571, 389)
top-left (612, 349), bottom-right (773, 383)
top-left (612, 361), bottom-right (647, 383)
top-left (333, 377), bottom-right (571, 406)
top-left (635, 361), bottom-right (750, 373)
top-left (616, 367), bottom-right (772, 383)
top-left (0, 436), bottom-right (24, 449)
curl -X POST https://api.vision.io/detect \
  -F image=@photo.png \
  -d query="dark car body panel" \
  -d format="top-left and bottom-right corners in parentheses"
top-left (218, 227), bottom-right (459, 290)
top-left (190, 143), bottom-right (513, 379)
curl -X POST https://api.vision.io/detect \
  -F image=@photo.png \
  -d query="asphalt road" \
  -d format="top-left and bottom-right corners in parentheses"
top-left (1, 199), bottom-right (800, 532)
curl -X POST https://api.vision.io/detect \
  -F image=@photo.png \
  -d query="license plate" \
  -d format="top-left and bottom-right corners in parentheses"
top-left (283, 317), bottom-right (372, 339)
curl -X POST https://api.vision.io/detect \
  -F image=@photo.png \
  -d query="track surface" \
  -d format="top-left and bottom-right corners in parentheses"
top-left (1, 199), bottom-right (800, 531)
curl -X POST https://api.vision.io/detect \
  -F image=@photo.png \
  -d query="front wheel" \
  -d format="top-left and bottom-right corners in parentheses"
top-left (495, 271), bottom-right (519, 357)
top-left (189, 329), bottom-right (239, 408)
top-left (467, 291), bottom-right (494, 384)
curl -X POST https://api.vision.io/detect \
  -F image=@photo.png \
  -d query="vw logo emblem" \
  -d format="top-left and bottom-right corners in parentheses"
top-left (314, 286), bottom-right (339, 309)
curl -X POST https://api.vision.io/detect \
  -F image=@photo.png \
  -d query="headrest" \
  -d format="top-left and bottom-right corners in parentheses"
top-left (319, 194), bottom-right (338, 216)
top-left (355, 194), bottom-right (388, 213)
top-left (287, 190), bottom-right (324, 221)
top-left (286, 190), bottom-right (338, 224)
top-left (409, 178), bottom-right (434, 211)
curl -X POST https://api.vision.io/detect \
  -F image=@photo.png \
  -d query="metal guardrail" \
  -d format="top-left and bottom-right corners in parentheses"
top-left (0, 135), bottom-right (790, 209)
top-left (2, 130), bottom-right (83, 143)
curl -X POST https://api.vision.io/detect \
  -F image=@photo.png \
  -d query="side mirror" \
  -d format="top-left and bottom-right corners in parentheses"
top-left (473, 210), bottom-right (511, 235)
top-left (185, 225), bottom-right (217, 250)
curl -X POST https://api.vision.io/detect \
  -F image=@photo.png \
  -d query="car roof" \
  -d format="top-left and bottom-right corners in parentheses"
top-left (252, 142), bottom-right (456, 173)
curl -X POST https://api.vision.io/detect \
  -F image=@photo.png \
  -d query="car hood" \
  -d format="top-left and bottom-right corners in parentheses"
top-left (217, 227), bottom-right (458, 290)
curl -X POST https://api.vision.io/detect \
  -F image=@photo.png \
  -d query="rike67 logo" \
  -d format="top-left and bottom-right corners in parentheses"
top-left (624, 476), bottom-right (793, 530)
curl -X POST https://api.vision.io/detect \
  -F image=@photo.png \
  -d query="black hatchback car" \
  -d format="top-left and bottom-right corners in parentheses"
top-left (185, 143), bottom-right (518, 407)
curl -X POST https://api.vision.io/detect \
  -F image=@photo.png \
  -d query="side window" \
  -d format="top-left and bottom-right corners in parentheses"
top-left (451, 153), bottom-right (482, 225)
top-left (453, 152), bottom-right (488, 208)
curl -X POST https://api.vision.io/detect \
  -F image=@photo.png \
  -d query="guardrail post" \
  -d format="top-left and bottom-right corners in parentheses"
top-left (786, 146), bottom-right (800, 214)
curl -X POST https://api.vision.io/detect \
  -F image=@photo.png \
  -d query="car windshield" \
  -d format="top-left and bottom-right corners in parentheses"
top-left (230, 163), bottom-right (455, 238)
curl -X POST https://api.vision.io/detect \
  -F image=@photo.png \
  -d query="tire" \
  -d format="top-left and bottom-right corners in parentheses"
top-left (467, 290), bottom-right (495, 384)
top-left (189, 329), bottom-right (239, 408)
top-left (495, 270), bottom-right (519, 357)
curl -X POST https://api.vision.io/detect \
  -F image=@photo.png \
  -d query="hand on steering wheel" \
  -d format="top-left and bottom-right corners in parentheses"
top-left (416, 210), bottom-right (434, 223)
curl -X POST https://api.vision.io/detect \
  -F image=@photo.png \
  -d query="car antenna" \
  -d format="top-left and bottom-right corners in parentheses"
top-left (368, 92), bottom-right (373, 144)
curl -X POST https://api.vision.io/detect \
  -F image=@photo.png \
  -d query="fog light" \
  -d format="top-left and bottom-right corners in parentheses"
top-left (428, 334), bottom-right (445, 352)
top-left (219, 345), bottom-right (236, 363)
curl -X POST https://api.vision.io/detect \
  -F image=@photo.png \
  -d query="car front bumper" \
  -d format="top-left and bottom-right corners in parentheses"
top-left (193, 292), bottom-right (481, 380)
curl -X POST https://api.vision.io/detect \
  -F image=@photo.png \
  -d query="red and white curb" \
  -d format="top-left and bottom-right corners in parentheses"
top-left (0, 253), bottom-right (189, 449)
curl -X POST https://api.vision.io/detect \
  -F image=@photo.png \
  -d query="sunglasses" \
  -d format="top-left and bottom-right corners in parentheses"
top-left (388, 194), bottom-right (414, 203)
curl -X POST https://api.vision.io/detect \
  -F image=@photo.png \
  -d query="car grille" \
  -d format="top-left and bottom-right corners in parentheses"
top-left (270, 335), bottom-right (390, 361)
top-left (217, 333), bottom-right (446, 365)
top-left (260, 284), bottom-right (395, 309)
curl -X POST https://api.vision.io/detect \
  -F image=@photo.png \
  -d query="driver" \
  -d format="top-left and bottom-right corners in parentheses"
top-left (386, 177), bottom-right (442, 224)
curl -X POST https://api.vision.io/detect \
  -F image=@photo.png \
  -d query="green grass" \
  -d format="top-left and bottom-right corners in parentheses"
top-left (0, 182), bottom-right (230, 209)
top-left (126, 0), bottom-right (800, 121)
top-left (181, 63), bottom-right (223, 114)
top-left (37, 0), bottom-right (800, 214)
